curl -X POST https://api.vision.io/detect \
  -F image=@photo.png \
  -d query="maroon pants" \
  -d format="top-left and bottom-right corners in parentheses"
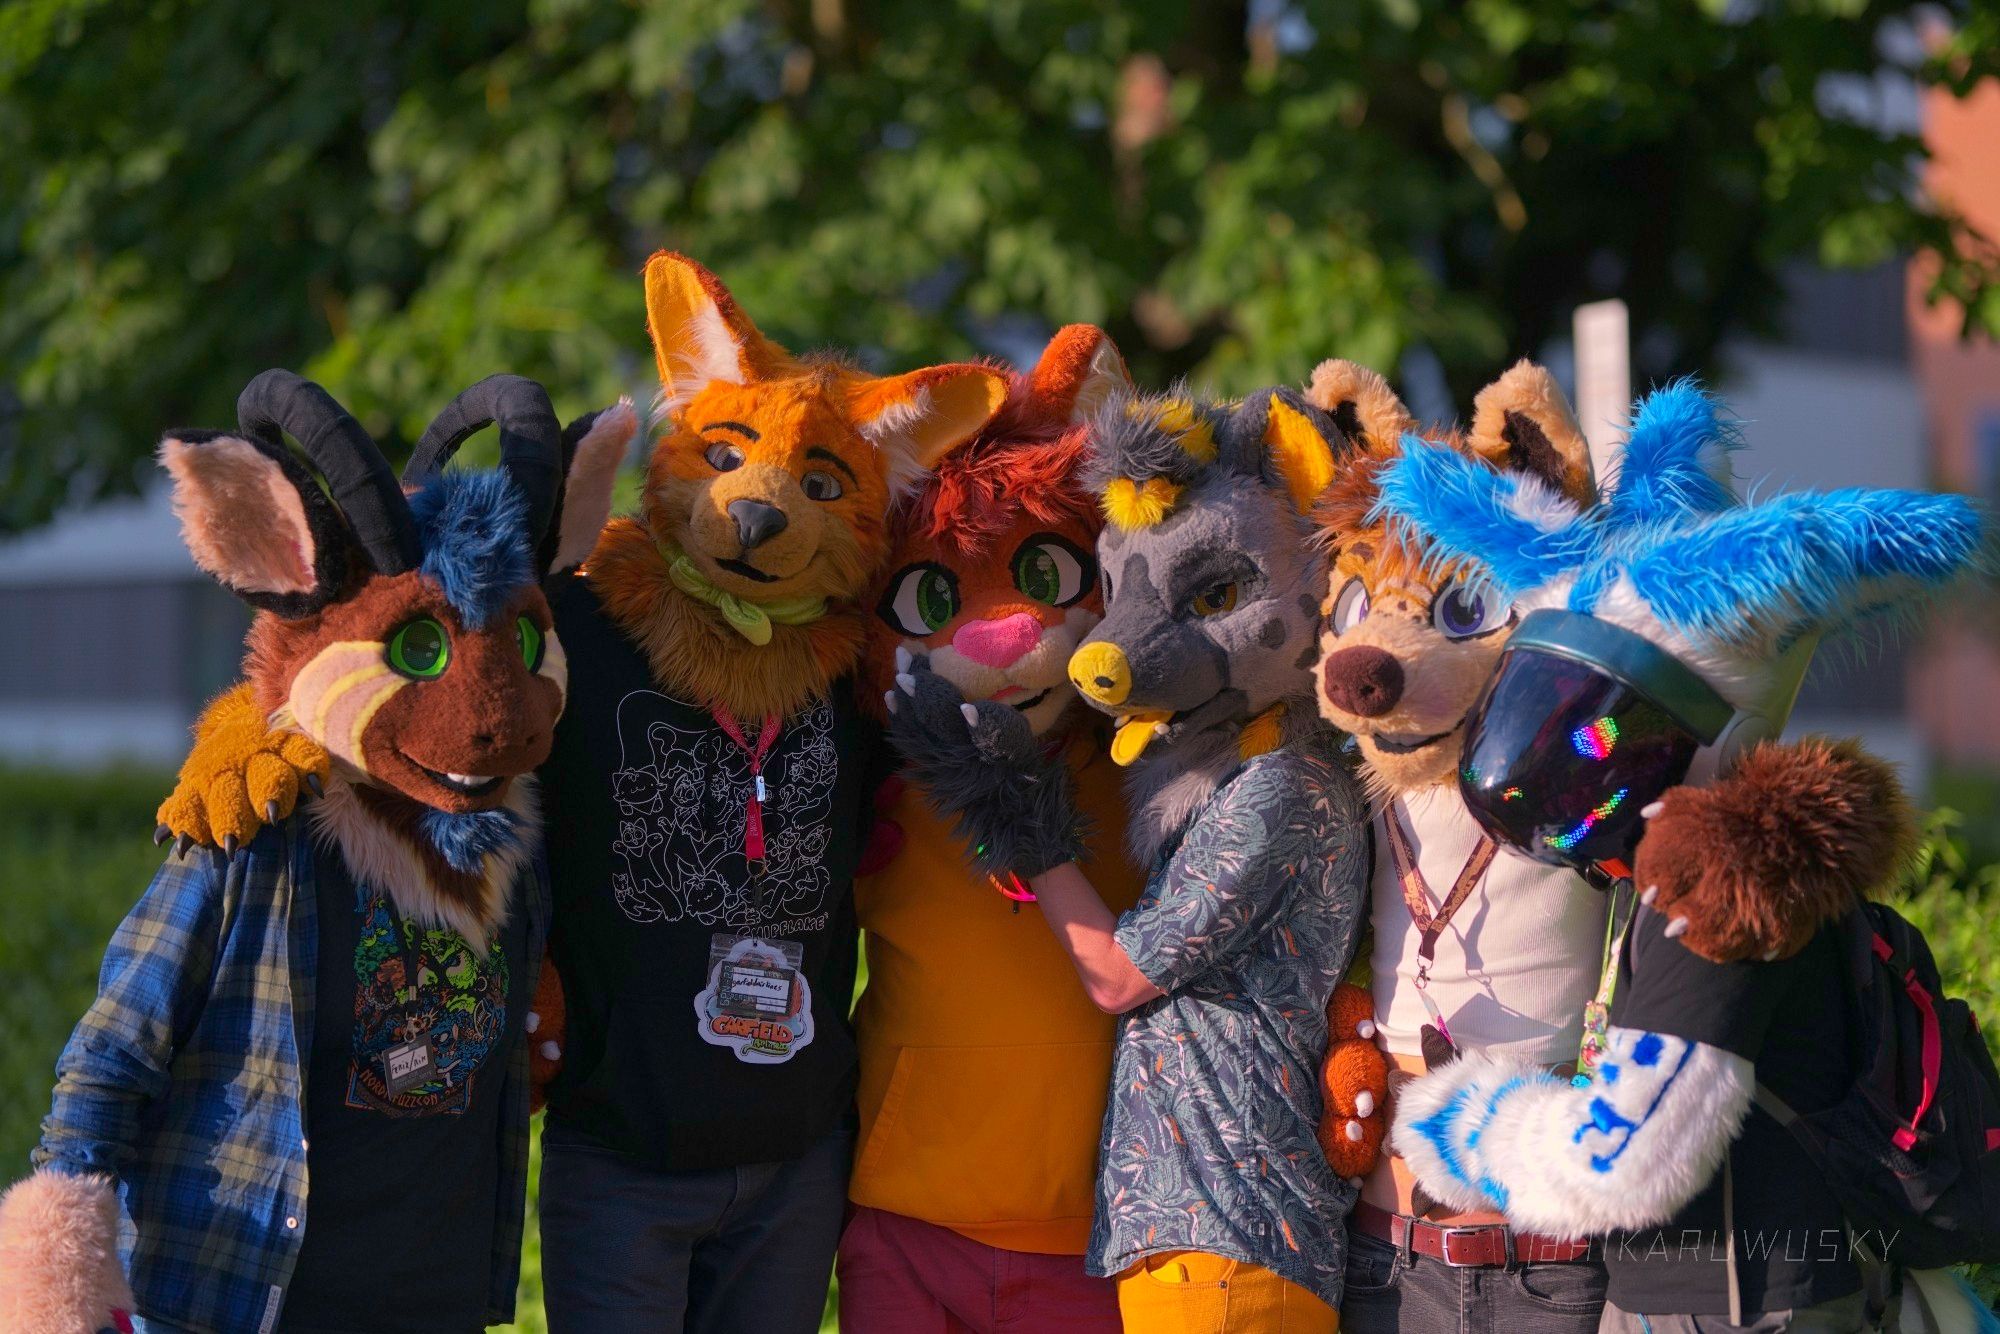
top-left (836, 1205), bottom-right (1121, 1334)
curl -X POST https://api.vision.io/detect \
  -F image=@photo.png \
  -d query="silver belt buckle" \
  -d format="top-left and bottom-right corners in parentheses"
top-left (1439, 1224), bottom-right (1501, 1267)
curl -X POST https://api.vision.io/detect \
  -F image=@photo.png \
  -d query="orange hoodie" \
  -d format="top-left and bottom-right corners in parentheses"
top-left (849, 744), bottom-right (1144, 1255)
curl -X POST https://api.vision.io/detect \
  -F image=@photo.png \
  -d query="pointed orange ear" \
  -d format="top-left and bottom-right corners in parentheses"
top-left (642, 252), bottom-right (795, 408)
top-left (1469, 360), bottom-right (1596, 505)
top-left (848, 363), bottom-right (1009, 493)
top-left (1026, 325), bottom-right (1130, 425)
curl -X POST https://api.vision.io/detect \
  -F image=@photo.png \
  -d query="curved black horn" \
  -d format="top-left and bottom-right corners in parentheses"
top-left (236, 370), bottom-right (422, 575)
top-left (404, 374), bottom-right (562, 555)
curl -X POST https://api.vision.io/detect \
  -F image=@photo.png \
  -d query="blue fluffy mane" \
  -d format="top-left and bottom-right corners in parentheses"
top-left (408, 469), bottom-right (535, 630)
top-left (1373, 382), bottom-right (1985, 651)
top-left (417, 804), bottom-right (528, 875)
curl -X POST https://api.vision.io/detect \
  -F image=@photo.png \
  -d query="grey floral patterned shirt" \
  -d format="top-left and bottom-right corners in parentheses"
top-left (1089, 737), bottom-right (1369, 1309)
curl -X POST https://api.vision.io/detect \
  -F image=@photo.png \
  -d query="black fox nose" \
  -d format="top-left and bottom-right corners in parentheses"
top-left (728, 499), bottom-right (789, 549)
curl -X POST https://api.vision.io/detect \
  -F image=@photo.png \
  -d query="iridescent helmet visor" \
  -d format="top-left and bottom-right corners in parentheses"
top-left (1456, 610), bottom-right (1734, 872)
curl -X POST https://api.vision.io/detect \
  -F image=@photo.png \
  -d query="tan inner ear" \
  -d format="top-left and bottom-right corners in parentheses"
top-left (1264, 395), bottom-right (1339, 513)
top-left (1305, 358), bottom-right (1415, 452)
top-left (1469, 360), bottom-right (1595, 502)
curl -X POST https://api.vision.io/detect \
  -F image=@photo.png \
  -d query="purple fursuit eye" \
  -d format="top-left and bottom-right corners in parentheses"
top-left (1432, 581), bottom-right (1508, 640)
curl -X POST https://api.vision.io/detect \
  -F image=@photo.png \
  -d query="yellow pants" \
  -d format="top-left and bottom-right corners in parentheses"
top-left (1116, 1250), bottom-right (1340, 1333)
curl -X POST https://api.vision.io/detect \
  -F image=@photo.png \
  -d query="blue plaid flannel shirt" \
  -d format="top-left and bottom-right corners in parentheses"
top-left (32, 815), bottom-right (548, 1334)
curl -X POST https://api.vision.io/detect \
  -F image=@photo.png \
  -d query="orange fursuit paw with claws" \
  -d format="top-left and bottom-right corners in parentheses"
top-left (1632, 737), bottom-right (1916, 964)
top-left (1318, 982), bottom-right (1389, 1180)
top-left (154, 683), bottom-right (329, 854)
top-left (526, 958), bottom-right (566, 1113)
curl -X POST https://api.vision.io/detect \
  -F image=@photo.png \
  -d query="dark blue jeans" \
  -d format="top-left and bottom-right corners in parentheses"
top-left (1341, 1225), bottom-right (1607, 1333)
top-left (539, 1118), bottom-right (853, 1334)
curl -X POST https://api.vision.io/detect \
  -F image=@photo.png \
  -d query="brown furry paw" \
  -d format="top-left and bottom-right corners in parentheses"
top-left (1318, 983), bottom-right (1389, 1179)
top-left (155, 684), bottom-right (330, 852)
top-left (1633, 738), bottom-right (1916, 963)
top-left (0, 1170), bottom-right (135, 1334)
top-left (527, 956), bottom-right (566, 1114)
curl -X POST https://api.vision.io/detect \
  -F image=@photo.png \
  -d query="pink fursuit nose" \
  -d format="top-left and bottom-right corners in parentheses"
top-left (951, 611), bottom-right (1042, 669)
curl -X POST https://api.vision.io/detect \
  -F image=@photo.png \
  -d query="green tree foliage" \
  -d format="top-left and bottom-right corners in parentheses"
top-left (3, 0), bottom-right (1997, 530)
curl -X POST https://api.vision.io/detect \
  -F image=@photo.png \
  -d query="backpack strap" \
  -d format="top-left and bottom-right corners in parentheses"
top-left (1753, 1082), bottom-right (1799, 1128)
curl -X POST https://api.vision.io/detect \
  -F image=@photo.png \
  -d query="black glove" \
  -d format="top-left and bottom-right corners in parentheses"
top-left (884, 650), bottom-right (1090, 881)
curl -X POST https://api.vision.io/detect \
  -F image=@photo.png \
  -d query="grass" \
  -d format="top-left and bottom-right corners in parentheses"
top-left (2, 763), bottom-right (1993, 1326)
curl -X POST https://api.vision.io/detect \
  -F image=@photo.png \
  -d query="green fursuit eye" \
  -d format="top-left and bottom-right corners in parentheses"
top-left (385, 618), bottom-right (450, 679)
top-left (516, 617), bottom-right (545, 671)
top-left (915, 568), bottom-right (957, 631)
top-left (1015, 546), bottom-right (1061, 602)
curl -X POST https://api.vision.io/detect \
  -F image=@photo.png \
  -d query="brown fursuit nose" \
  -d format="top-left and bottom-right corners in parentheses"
top-left (1321, 644), bottom-right (1404, 717)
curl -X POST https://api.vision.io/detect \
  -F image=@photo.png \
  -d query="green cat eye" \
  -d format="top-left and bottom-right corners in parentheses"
top-left (517, 617), bottom-right (545, 672)
top-left (385, 617), bottom-right (450, 679)
top-left (1010, 534), bottom-right (1093, 607)
top-left (879, 563), bottom-right (962, 637)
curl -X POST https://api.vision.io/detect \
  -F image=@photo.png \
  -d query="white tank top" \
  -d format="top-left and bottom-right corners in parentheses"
top-left (1368, 785), bottom-right (1609, 1066)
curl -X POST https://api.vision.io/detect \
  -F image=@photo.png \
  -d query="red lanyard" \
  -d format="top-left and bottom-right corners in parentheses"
top-left (712, 707), bottom-right (781, 863)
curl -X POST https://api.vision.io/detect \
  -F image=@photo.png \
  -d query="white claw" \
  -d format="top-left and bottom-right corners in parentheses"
top-left (1355, 1090), bottom-right (1376, 1118)
top-left (538, 1041), bottom-right (562, 1061)
top-left (895, 646), bottom-right (913, 672)
top-left (896, 672), bottom-right (917, 694)
top-left (1345, 1120), bottom-right (1364, 1142)
top-left (1357, 1019), bottom-right (1377, 1039)
top-left (1641, 800), bottom-right (1666, 820)
top-left (885, 692), bottom-right (899, 714)
top-left (1640, 884), bottom-right (1659, 906)
top-left (960, 703), bottom-right (980, 727)
top-left (1664, 916), bottom-right (1690, 939)
top-left (525, 1012), bottom-right (541, 1034)
top-left (1763, 947), bottom-right (1781, 962)
top-left (1348, 1176), bottom-right (1365, 1190)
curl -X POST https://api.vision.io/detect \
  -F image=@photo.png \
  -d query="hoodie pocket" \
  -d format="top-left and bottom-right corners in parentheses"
top-left (850, 1039), bottom-right (1114, 1230)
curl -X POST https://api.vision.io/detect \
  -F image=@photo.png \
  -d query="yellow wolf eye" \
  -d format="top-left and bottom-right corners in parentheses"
top-left (1189, 582), bottom-right (1239, 618)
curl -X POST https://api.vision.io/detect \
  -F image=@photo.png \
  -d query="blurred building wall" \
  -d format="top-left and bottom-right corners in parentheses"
top-left (1907, 74), bottom-right (2000, 771)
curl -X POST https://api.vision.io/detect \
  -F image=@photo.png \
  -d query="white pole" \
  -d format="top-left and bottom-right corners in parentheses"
top-left (1572, 299), bottom-right (1631, 484)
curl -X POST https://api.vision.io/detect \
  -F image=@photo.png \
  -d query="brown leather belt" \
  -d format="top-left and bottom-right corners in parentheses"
top-left (1352, 1201), bottom-right (1594, 1267)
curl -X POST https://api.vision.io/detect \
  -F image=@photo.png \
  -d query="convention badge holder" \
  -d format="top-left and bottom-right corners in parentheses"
top-left (693, 928), bottom-right (817, 1065)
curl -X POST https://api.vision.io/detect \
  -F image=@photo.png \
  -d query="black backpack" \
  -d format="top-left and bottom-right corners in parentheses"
top-left (1755, 901), bottom-right (2000, 1270)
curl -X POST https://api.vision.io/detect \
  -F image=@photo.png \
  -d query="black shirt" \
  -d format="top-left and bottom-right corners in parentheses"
top-left (538, 572), bottom-right (876, 1170)
top-left (1602, 907), bottom-right (1862, 1316)
top-left (282, 843), bottom-right (531, 1334)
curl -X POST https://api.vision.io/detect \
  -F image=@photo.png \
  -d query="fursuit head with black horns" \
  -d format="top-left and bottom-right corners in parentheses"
top-left (153, 372), bottom-right (633, 942)
top-left (0, 370), bottom-right (628, 1334)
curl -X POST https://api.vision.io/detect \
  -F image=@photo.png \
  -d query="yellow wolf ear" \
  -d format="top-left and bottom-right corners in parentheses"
top-left (1469, 360), bottom-right (1596, 504)
top-left (1262, 391), bottom-right (1345, 513)
top-left (642, 251), bottom-right (795, 409)
top-left (1305, 359), bottom-right (1415, 454)
top-left (847, 363), bottom-right (1009, 493)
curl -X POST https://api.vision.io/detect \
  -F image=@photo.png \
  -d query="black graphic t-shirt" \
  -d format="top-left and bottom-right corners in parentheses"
top-left (1601, 910), bottom-right (1861, 1317)
top-left (282, 845), bottom-right (530, 1334)
top-left (538, 572), bottom-right (878, 1171)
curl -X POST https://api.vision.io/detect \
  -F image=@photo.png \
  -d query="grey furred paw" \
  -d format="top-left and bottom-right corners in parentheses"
top-left (886, 653), bottom-right (1089, 880)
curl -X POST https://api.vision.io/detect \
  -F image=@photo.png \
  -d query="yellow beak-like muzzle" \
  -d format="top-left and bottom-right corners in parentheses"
top-left (1068, 641), bottom-right (1131, 707)
top-left (1068, 641), bottom-right (1172, 766)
